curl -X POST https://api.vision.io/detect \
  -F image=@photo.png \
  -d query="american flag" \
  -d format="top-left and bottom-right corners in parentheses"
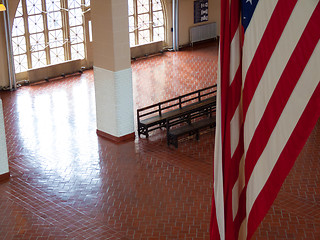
top-left (211, 0), bottom-right (320, 239)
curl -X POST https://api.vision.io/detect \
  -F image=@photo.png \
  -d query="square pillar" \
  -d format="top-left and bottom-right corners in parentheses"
top-left (0, 99), bottom-right (9, 181)
top-left (92, 0), bottom-right (135, 142)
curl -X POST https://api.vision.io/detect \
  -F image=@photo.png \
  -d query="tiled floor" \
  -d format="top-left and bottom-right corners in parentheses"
top-left (0, 40), bottom-right (319, 239)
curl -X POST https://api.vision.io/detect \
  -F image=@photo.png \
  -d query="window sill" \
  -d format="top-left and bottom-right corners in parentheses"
top-left (130, 41), bottom-right (164, 59)
top-left (130, 40), bottom-right (164, 49)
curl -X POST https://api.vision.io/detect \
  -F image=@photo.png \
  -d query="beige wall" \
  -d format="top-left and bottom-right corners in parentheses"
top-left (164, 0), bottom-right (220, 47)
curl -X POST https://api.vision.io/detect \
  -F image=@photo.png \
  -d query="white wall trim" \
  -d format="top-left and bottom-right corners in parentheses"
top-left (94, 66), bottom-right (134, 137)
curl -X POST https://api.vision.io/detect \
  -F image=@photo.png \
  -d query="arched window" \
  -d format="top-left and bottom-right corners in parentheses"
top-left (128, 0), bottom-right (165, 47)
top-left (11, 0), bottom-right (90, 73)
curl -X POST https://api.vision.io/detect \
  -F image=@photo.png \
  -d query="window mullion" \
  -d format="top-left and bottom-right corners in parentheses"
top-left (41, 0), bottom-right (50, 65)
top-left (81, 0), bottom-right (87, 60)
top-left (61, 0), bottom-right (71, 61)
top-left (22, 0), bottom-right (32, 69)
top-left (134, 0), bottom-right (138, 45)
top-left (149, 0), bottom-right (153, 42)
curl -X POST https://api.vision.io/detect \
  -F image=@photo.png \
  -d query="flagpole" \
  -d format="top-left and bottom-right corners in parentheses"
top-left (172, 0), bottom-right (179, 51)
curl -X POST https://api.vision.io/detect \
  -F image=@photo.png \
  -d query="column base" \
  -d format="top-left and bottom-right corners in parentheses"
top-left (0, 172), bottom-right (10, 182)
top-left (97, 130), bottom-right (135, 143)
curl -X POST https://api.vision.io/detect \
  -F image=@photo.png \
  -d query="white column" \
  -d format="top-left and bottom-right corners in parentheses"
top-left (0, 99), bottom-right (9, 176)
top-left (92, 0), bottom-right (134, 141)
top-left (94, 67), bottom-right (134, 137)
top-left (172, 0), bottom-right (179, 51)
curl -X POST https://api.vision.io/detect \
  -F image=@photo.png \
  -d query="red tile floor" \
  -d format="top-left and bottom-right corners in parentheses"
top-left (0, 40), bottom-right (319, 239)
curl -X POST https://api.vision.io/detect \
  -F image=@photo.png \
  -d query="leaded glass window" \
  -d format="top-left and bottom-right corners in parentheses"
top-left (152, 0), bottom-right (164, 42)
top-left (137, 0), bottom-right (149, 14)
top-left (50, 47), bottom-right (64, 64)
top-left (26, 0), bottom-right (42, 15)
top-left (30, 33), bottom-right (45, 52)
top-left (71, 43), bottom-right (84, 60)
top-left (49, 30), bottom-right (63, 48)
top-left (128, 0), bottom-right (165, 47)
top-left (15, 2), bottom-right (24, 17)
top-left (12, 36), bottom-right (26, 55)
top-left (11, 0), bottom-right (88, 73)
top-left (47, 11), bottom-right (62, 30)
top-left (14, 54), bottom-right (28, 73)
top-left (12, 17), bottom-right (25, 37)
top-left (46, 0), bottom-right (60, 12)
top-left (28, 15), bottom-right (44, 33)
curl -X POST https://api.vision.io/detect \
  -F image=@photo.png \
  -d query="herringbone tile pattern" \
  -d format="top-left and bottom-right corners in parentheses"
top-left (252, 121), bottom-right (320, 240)
top-left (0, 40), bottom-right (319, 239)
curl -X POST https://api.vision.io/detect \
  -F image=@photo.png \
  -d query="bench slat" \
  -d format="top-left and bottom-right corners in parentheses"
top-left (167, 116), bottom-right (216, 148)
top-left (140, 97), bottom-right (215, 125)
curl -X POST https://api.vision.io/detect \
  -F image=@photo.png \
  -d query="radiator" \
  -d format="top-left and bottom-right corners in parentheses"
top-left (190, 22), bottom-right (217, 45)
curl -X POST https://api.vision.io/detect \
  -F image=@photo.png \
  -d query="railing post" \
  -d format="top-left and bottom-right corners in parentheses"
top-left (179, 96), bottom-right (182, 108)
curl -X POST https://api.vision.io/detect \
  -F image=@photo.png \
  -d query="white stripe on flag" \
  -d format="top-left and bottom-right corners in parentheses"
top-left (244, 0), bottom-right (317, 150)
top-left (246, 42), bottom-right (320, 214)
top-left (230, 104), bottom-right (241, 157)
top-left (230, 28), bottom-right (241, 85)
top-left (242, 0), bottom-right (278, 80)
top-left (214, 49), bottom-right (225, 240)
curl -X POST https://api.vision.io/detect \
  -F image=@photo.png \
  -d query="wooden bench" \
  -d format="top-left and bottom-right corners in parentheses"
top-left (166, 107), bottom-right (216, 148)
top-left (137, 85), bottom-right (217, 138)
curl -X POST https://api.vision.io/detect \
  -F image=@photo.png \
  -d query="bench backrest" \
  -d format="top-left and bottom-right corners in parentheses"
top-left (137, 84), bottom-right (217, 120)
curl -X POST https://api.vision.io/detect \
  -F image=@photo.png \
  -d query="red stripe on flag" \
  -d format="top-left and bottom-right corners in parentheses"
top-left (219, 0), bottom-right (230, 141)
top-left (247, 82), bottom-right (320, 239)
top-left (230, 0), bottom-right (241, 36)
top-left (245, 3), bottom-right (320, 184)
top-left (242, 0), bottom-right (297, 119)
top-left (233, 185), bottom-right (246, 238)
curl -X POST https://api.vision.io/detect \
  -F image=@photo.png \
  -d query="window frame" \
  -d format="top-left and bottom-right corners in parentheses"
top-left (11, 0), bottom-right (88, 73)
top-left (129, 0), bottom-right (165, 47)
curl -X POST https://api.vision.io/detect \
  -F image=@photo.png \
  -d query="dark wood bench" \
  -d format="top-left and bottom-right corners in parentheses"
top-left (166, 106), bottom-right (216, 148)
top-left (137, 85), bottom-right (217, 138)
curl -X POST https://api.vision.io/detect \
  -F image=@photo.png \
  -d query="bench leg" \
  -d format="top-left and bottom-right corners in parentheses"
top-left (138, 126), bottom-right (149, 138)
top-left (167, 134), bottom-right (178, 148)
top-left (195, 131), bottom-right (199, 141)
top-left (174, 138), bottom-right (178, 148)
